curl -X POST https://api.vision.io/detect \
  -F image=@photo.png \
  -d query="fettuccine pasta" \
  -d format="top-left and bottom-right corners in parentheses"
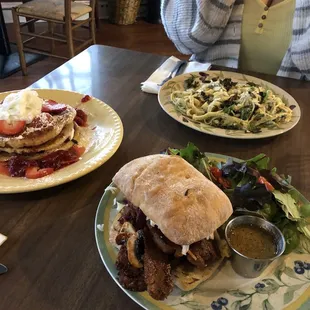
top-left (170, 74), bottom-right (294, 133)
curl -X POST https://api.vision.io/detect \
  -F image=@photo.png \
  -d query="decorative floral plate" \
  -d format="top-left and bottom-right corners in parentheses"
top-left (158, 71), bottom-right (301, 139)
top-left (95, 153), bottom-right (310, 310)
top-left (0, 89), bottom-right (123, 193)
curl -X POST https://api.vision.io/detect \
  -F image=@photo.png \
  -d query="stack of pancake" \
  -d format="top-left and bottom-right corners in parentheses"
top-left (0, 105), bottom-right (82, 161)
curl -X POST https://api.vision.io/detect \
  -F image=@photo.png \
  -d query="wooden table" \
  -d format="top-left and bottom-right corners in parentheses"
top-left (0, 45), bottom-right (309, 310)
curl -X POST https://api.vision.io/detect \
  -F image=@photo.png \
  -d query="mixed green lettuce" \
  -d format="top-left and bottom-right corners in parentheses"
top-left (165, 142), bottom-right (310, 254)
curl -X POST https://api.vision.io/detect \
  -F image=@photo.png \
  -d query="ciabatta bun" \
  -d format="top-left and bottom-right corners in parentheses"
top-left (112, 155), bottom-right (233, 245)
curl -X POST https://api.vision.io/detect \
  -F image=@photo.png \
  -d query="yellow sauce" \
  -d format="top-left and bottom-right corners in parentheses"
top-left (228, 224), bottom-right (277, 259)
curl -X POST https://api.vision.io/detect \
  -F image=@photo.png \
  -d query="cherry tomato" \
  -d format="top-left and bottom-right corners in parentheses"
top-left (218, 177), bottom-right (231, 189)
top-left (210, 167), bottom-right (222, 179)
top-left (258, 176), bottom-right (275, 192)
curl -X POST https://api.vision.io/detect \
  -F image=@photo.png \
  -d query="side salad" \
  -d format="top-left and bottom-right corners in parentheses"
top-left (164, 143), bottom-right (310, 255)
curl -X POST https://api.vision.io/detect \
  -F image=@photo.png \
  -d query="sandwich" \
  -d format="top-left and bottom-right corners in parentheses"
top-left (109, 154), bottom-right (233, 300)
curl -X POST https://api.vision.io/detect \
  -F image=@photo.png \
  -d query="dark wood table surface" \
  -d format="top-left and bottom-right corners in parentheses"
top-left (0, 45), bottom-right (309, 310)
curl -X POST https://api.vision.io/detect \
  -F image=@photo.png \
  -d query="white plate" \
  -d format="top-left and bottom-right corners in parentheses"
top-left (0, 89), bottom-right (123, 193)
top-left (158, 71), bottom-right (301, 139)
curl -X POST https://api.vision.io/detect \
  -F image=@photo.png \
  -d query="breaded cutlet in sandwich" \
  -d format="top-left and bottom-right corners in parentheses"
top-left (109, 154), bottom-right (233, 300)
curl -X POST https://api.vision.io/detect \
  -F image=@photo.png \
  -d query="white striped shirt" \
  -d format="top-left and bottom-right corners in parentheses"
top-left (161, 0), bottom-right (310, 80)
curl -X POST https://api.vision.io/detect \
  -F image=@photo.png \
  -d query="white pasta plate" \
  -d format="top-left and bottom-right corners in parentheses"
top-left (158, 71), bottom-right (301, 139)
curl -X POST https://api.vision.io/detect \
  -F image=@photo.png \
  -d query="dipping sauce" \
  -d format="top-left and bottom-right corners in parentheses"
top-left (228, 224), bottom-right (277, 259)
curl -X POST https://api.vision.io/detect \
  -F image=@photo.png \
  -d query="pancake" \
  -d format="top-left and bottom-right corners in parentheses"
top-left (0, 105), bottom-right (76, 149)
top-left (0, 125), bottom-right (82, 161)
top-left (0, 122), bottom-right (74, 154)
top-left (27, 125), bottom-right (82, 160)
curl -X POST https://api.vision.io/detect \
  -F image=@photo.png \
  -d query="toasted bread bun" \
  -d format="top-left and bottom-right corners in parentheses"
top-left (112, 154), bottom-right (233, 245)
top-left (173, 257), bottom-right (223, 291)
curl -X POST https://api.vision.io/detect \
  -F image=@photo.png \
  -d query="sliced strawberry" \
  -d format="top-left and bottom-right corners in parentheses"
top-left (74, 116), bottom-right (87, 127)
top-left (8, 156), bottom-right (36, 177)
top-left (72, 145), bottom-right (85, 157)
top-left (39, 149), bottom-right (79, 170)
top-left (0, 162), bottom-right (9, 176)
top-left (25, 166), bottom-right (54, 179)
top-left (76, 109), bottom-right (88, 122)
top-left (42, 103), bottom-right (67, 114)
top-left (0, 120), bottom-right (26, 136)
top-left (81, 95), bottom-right (91, 103)
top-left (74, 109), bottom-right (87, 126)
top-left (45, 99), bottom-right (57, 105)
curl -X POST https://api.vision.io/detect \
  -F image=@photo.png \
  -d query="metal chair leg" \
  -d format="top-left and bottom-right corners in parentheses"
top-left (12, 8), bottom-right (27, 76)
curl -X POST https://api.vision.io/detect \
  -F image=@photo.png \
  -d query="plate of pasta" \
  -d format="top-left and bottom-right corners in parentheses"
top-left (158, 71), bottom-right (300, 139)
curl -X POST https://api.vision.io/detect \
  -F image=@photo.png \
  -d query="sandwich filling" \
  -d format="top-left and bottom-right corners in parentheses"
top-left (112, 201), bottom-right (222, 300)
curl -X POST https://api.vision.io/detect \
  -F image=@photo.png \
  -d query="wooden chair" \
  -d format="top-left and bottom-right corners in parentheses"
top-left (2, 0), bottom-right (35, 32)
top-left (12, 0), bottom-right (97, 75)
top-left (75, 0), bottom-right (100, 29)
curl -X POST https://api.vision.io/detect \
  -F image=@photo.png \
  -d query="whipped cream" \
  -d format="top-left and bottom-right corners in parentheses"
top-left (0, 90), bottom-right (43, 124)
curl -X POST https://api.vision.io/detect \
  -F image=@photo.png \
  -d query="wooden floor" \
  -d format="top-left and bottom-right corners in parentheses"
top-left (1, 20), bottom-right (187, 92)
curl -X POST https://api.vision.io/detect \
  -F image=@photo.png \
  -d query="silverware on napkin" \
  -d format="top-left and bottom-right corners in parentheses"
top-left (157, 60), bottom-right (186, 86)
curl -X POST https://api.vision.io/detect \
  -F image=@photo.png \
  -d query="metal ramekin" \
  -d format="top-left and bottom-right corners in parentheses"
top-left (225, 215), bottom-right (286, 278)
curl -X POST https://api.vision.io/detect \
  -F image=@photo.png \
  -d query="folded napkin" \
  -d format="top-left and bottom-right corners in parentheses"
top-left (141, 56), bottom-right (211, 94)
top-left (0, 233), bottom-right (7, 247)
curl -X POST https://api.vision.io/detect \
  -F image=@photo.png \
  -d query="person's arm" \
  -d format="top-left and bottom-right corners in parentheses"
top-left (278, 2), bottom-right (310, 81)
top-left (161, 0), bottom-right (236, 55)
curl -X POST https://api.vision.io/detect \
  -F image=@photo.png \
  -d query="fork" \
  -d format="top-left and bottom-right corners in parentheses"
top-left (158, 60), bottom-right (186, 86)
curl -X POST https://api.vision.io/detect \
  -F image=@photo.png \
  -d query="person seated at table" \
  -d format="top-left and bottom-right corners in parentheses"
top-left (160, 0), bottom-right (310, 80)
